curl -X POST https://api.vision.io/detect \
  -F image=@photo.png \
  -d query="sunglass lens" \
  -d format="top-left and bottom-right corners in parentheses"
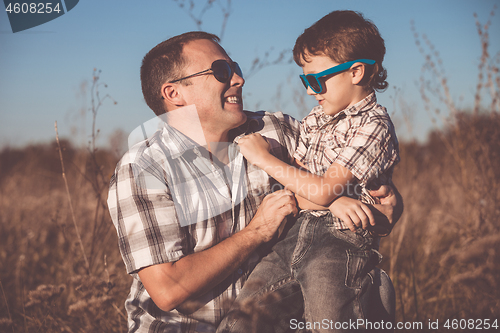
top-left (212, 61), bottom-right (231, 83)
top-left (300, 76), bottom-right (308, 89)
top-left (234, 62), bottom-right (243, 79)
top-left (306, 76), bottom-right (321, 93)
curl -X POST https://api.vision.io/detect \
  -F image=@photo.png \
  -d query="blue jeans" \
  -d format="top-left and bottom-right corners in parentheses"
top-left (217, 212), bottom-right (395, 333)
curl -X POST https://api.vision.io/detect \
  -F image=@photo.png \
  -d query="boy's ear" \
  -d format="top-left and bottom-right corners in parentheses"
top-left (350, 62), bottom-right (366, 85)
top-left (161, 82), bottom-right (186, 107)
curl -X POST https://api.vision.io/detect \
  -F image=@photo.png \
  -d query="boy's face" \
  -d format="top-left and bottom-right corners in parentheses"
top-left (301, 53), bottom-right (361, 116)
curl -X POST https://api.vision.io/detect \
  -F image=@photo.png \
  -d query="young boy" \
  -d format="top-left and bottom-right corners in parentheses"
top-left (218, 10), bottom-right (399, 332)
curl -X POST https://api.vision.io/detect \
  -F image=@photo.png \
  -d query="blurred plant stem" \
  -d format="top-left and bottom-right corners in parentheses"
top-left (55, 121), bottom-right (90, 274)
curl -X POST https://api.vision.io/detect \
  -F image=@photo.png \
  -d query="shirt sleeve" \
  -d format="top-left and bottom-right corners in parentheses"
top-left (254, 111), bottom-right (301, 164)
top-left (293, 121), bottom-right (308, 164)
top-left (273, 111), bottom-right (301, 163)
top-left (108, 161), bottom-right (187, 274)
top-left (327, 119), bottom-right (399, 186)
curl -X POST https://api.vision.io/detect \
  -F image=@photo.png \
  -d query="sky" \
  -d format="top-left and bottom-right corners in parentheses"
top-left (1, 0), bottom-right (499, 149)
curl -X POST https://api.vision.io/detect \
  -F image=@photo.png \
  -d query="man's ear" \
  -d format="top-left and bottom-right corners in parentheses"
top-left (350, 63), bottom-right (366, 85)
top-left (161, 82), bottom-right (185, 107)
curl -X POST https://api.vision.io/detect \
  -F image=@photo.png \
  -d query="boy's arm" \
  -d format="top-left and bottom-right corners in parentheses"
top-left (292, 158), bottom-right (333, 210)
top-left (239, 133), bottom-right (354, 207)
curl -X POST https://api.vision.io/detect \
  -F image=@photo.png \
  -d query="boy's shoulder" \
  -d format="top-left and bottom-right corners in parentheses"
top-left (302, 93), bottom-right (394, 129)
top-left (355, 100), bottom-right (393, 127)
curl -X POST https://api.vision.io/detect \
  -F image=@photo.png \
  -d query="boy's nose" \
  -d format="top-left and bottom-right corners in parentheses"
top-left (306, 85), bottom-right (316, 95)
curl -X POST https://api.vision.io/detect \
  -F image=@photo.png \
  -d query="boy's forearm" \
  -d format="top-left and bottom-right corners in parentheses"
top-left (296, 195), bottom-right (329, 210)
top-left (254, 154), bottom-right (344, 206)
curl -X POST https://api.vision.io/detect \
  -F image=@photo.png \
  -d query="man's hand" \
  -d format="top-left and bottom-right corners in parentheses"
top-left (369, 183), bottom-right (403, 226)
top-left (365, 183), bottom-right (403, 236)
top-left (238, 133), bottom-right (271, 167)
top-left (246, 189), bottom-right (298, 242)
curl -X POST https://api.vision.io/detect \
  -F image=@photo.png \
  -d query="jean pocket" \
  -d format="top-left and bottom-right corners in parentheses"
top-left (345, 249), bottom-right (383, 288)
top-left (325, 227), bottom-right (374, 251)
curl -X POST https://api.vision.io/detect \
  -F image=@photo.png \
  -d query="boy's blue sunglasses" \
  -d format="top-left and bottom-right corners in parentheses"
top-left (299, 59), bottom-right (376, 94)
top-left (169, 59), bottom-right (243, 84)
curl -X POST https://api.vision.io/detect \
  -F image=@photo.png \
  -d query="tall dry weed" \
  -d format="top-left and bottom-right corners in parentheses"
top-left (379, 6), bottom-right (500, 329)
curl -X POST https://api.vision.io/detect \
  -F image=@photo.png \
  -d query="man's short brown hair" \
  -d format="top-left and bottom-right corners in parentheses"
top-left (140, 31), bottom-right (220, 116)
top-left (293, 10), bottom-right (388, 92)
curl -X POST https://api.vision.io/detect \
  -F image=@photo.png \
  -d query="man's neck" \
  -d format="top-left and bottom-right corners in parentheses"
top-left (164, 105), bottom-right (235, 164)
top-left (205, 134), bottom-right (231, 165)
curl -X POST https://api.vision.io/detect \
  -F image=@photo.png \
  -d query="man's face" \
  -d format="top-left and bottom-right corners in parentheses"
top-left (176, 39), bottom-right (246, 141)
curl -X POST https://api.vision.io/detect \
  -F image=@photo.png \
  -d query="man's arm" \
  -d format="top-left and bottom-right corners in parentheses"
top-left (138, 190), bottom-right (298, 312)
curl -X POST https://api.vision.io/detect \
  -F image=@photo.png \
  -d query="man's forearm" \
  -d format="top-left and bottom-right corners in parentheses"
top-left (139, 226), bottom-right (264, 312)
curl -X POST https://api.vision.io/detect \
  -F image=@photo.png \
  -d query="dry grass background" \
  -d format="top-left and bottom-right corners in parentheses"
top-left (0, 140), bottom-right (131, 332)
top-left (1, 7), bottom-right (499, 333)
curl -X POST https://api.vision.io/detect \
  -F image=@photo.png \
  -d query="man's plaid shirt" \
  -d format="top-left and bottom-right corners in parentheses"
top-left (107, 111), bottom-right (299, 332)
top-left (294, 93), bottom-right (400, 228)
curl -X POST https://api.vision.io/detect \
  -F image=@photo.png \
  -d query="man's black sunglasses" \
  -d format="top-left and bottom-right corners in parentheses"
top-left (169, 59), bottom-right (243, 84)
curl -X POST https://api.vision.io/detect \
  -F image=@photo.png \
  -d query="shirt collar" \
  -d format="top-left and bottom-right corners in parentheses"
top-left (314, 91), bottom-right (377, 122)
top-left (159, 122), bottom-right (203, 160)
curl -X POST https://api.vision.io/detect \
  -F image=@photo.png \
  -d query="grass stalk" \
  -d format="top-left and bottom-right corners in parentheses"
top-left (54, 121), bottom-right (90, 274)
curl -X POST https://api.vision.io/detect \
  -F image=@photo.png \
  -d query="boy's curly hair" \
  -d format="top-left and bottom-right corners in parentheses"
top-left (293, 10), bottom-right (388, 92)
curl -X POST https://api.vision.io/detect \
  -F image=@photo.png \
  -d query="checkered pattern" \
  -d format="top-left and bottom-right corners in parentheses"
top-left (294, 93), bottom-right (400, 227)
top-left (107, 111), bottom-right (300, 332)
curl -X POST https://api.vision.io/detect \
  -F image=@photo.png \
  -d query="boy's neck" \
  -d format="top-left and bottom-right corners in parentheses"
top-left (351, 88), bottom-right (373, 106)
top-left (328, 88), bottom-right (373, 117)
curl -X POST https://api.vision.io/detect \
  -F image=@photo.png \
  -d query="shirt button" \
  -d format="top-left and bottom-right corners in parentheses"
top-left (313, 155), bottom-right (318, 160)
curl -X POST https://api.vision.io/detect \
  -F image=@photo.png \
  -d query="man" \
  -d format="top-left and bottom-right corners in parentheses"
top-left (108, 31), bottom-right (402, 332)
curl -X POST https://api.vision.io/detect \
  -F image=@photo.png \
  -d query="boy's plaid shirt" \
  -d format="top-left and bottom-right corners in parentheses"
top-left (294, 93), bottom-right (400, 228)
top-left (107, 111), bottom-right (299, 333)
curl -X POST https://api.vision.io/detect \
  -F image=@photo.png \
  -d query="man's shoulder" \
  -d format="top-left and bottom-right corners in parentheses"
top-left (243, 110), bottom-right (299, 124)
top-left (115, 130), bottom-right (167, 169)
top-left (241, 110), bottom-right (300, 134)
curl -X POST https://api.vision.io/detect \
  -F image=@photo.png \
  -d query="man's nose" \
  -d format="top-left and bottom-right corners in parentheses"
top-left (231, 71), bottom-right (245, 87)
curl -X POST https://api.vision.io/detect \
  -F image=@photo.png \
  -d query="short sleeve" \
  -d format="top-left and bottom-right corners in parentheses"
top-left (328, 120), bottom-right (399, 186)
top-left (293, 122), bottom-right (309, 163)
top-left (108, 162), bottom-right (186, 274)
top-left (245, 111), bottom-right (301, 164)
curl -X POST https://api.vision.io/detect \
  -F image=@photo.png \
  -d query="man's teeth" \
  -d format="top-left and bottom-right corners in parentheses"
top-left (226, 96), bottom-right (241, 103)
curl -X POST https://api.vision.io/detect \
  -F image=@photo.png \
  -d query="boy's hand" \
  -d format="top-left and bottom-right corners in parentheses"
top-left (329, 196), bottom-right (375, 232)
top-left (238, 133), bottom-right (271, 166)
